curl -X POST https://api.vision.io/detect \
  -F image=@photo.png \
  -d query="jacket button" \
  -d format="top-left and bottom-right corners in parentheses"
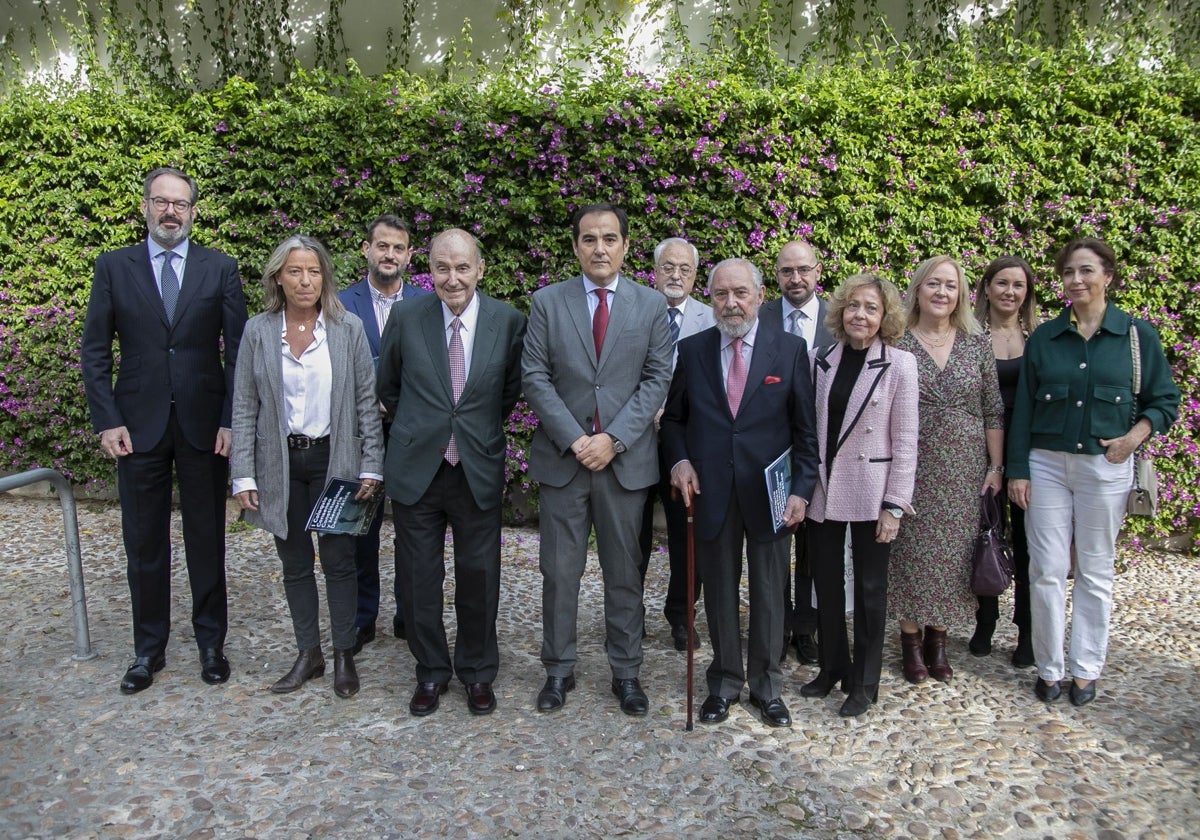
top-left (1044, 394), bottom-right (1052, 401)
top-left (865, 427), bottom-right (873, 433)
top-left (857, 453), bottom-right (866, 460)
top-left (1080, 362), bottom-right (1087, 369)
top-left (1076, 400), bottom-right (1083, 407)
top-left (1115, 396), bottom-right (1122, 402)
top-left (1076, 443), bottom-right (1083, 450)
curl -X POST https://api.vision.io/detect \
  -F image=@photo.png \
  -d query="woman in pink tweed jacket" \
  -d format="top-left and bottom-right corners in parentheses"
top-left (800, 273), bottom-right (919, 717)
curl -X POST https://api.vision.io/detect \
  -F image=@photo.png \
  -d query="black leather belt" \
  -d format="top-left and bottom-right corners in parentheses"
top-left (287, 434), bottom-right (329, 449)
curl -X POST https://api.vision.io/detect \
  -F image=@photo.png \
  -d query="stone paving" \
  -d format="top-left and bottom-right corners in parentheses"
top-left (0, 495), bottom-right (1197, 839)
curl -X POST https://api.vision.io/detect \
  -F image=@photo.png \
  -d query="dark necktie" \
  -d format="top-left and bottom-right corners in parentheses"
top-left (445, 317), bottom-right (465, 465)
top-left (668, 307), bottom-right (680, 346)
top-left (592, 289), bottom-right (609, 432)
top-left (161, 251), bottom-right (180, 323)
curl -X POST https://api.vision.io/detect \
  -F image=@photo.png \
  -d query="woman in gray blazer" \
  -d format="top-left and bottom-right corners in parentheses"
top-left (801, 274), bottom-right (919, 717)
top-left (231, 235), bottom-right (384, 698)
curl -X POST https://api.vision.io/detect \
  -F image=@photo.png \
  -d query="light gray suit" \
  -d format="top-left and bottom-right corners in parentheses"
top-left (230, 310), bottom-right (384, 538)
top-left (522, 274), bottom-right (672, 679)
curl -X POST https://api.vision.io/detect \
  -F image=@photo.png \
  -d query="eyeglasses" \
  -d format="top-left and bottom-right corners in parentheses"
top-left (148, 196), bottom-right (194, 213)
top-left (657, 262), bottom-right (695, 277)
top-left (776, 265), bottom-right (818, 279)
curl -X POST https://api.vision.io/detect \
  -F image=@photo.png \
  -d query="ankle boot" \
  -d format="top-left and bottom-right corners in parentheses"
top-left (923, 626), bottom-right (952, 682)
top-left (969, 620), bottom-right (995, 656)
top-left (839, 684), bottom-right (878, 717)
top-left (1011, 629), bottom-right (1035, 668)
top-left (901, 630), bottom-right (928, 684)
top-left (333, 649), bottom-right (359, 698)
top-left (800, 670), bottom-right (847, 698)
top-left (271, 646), bottom-right (324, 693)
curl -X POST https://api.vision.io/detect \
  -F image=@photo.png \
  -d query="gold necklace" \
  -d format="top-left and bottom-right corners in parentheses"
top-left (914, 326), bottom-right (953, 347)
top-left (285, 311), bottom-right (317, 335)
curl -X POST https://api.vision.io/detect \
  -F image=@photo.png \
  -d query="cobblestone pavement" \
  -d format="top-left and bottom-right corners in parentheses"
top-left (1, 496), bottom-right (1197, 839)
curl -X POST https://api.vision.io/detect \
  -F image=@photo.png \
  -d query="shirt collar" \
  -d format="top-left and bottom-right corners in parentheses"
top-left (369, 281), bottom-right (404, 303)
top-left (442, 293), bottom-right (480, 331)
top-left (1053, 302), bottom-right (1128, 337)
top-left (148, 238), bottom-right (190, 262)
top-left (583, 275), bottom-right (620, 296)
top-left (782, 294), bottom-right (820, 323)
top-left (721, 319), bottom-right (760, 351)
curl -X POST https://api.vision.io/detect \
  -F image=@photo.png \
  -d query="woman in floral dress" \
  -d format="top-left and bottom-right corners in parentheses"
top-left (889, 256), bottom-right (1005, 684)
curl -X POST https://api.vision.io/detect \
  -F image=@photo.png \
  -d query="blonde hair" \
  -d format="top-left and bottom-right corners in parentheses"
top-left (905, 255), bottom-right (980, 336)
top-left (261, 235), bottom-right (346, 319)
top-left (826, 273), bottom-right (906, 345)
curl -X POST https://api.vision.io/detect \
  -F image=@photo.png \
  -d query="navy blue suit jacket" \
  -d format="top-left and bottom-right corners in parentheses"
top-left (660, 324), bottom-right (818, 543)
top-left (338, 278), bottom-right (431, 359)
top-left (81, 241), bottom-right (248, 452)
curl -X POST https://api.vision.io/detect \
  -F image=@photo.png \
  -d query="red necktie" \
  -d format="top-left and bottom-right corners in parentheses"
top-left (592, 289), bottom-right (609, 432)
top-left (445, 317), bottom-right (465, 465)
top-left (727, 337), bottom-right (747, 417)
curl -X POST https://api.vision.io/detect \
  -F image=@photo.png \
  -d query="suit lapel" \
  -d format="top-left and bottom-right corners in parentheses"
top-left (128, 246), bottom-right (171, 328)
top-left (356, 284), bottom-right (383, 355)
top-left (835, 340), bottom-right (891, 450)
top-left (596, 278), bottom-right (635, 373)
top-left (738, 325), bottom-right (779, 414)
top-left (567, 277), bottom-right (597, 370)
top-left (326, 316), bottom-right (350, 427)
top-left (170, 245), bottom-right (206, 328)
top-left (262, 313), bottom-right (287, 436)
top-left (460, 295), bottom-right (499, 404)
top-left (419, 298), bottom-right (455, 405)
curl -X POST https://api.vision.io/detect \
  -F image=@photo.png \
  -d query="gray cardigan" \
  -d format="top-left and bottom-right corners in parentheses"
top-left (231, 309), bottom-right (384, 539)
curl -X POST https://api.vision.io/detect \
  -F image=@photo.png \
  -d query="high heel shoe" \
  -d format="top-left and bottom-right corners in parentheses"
top-left (271, 646), bottom-right (325, 693)
top-left (800, 670), bottom-right (847, 698)
top-left (839, 684), bottom-right (878, 717)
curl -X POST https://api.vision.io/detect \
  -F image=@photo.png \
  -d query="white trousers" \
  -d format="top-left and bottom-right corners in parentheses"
top-left (1026, 449), bottom-right (1131, 682)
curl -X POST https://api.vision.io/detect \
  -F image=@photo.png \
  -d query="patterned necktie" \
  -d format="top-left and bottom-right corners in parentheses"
top-left (789, 309), bottom-right (805, 339)
top-left (727, 337), bottom-right (747, 417)
top-left (668, 307), bottom-right (680, 346)
top-left (592, 288), bottom-right (609, 360)
top-left (161, 251), bottom-right (180, 323)
top-left (445, 317), bottom-right (465, 465)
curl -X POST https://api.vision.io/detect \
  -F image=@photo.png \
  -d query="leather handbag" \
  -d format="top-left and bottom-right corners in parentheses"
top-left (971, 488), bottom-right (1014, 597)
top-left (1126, 324), bottom-right (1159, 517)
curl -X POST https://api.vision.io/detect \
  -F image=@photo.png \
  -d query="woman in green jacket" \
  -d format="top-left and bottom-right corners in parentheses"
top-left (1007, 238), bottom-right (1178, 707)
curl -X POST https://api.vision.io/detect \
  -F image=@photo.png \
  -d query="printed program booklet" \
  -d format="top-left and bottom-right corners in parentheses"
top-left (764, 447), bottom-right (792, 532)
top-left (305, 477), bottom-right (382, 536)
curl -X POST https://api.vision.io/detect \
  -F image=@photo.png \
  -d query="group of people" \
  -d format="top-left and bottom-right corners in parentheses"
top-left (81, 167), bottom-right (1179, 727)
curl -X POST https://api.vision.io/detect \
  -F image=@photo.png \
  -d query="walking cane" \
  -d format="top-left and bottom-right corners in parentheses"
top-left (685, 498), bottom-right (696, 732)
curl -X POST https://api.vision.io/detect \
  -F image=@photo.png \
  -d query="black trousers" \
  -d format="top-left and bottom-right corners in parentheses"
top-left (117, 406), bottom-right (228, 659)
top-left (783, 522), bottom-right (818, 636)
top-left (975, 491), bottom-right (1031, 632)
top-left (637, 449), bottom-right (702, 630)
top-left (354, 420), bottom-right (404, 631)
top-left (394, 461), bottom-right (502, 685)
top-left (810, 519), bottom-right (890, 692)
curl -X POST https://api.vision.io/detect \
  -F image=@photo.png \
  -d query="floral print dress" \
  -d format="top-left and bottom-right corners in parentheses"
top-left (888, 331), bottom-right (1004, 628)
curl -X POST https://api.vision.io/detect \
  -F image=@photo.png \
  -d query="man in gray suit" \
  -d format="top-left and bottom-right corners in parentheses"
top-left (522, 203), bottom-right (673, 716)
top-left (377, 229), bottom-right (525, 717)
top-left (637, 237), bottom-right (714, 651)
top-left (760, 239), bottom-right (834, 666)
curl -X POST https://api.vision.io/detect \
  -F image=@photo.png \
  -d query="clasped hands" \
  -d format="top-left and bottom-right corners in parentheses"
top-left (571, 433), bottom-right (617, 471)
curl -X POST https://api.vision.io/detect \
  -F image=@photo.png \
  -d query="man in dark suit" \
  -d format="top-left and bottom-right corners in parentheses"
top-left (377, 228), bottom-right (525, 717)
top-left (760, 239), bottom-right (834, 666)
top-left (637, 237), bottom-right (713, 651)
top-left (662, 257), bottom-right (818, 728)
top-left (522, 203), bottom-right (672, 716)
top-left (81, 166), bottom-right (248, 694)
top-left (338, 214), bottom-right (431, 653)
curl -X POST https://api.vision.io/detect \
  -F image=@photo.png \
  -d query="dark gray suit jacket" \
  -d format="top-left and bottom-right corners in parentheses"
top-left (377, 293), bottom-right (526, 510)
top-left (521, 275), bottom-right (672, 491)
top-left (760, 297), bottom-right (834, 352)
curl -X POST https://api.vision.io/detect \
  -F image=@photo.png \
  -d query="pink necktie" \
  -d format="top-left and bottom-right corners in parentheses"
top-left (726, 337), bottom-right (747, 417)
top-left (445, 317), bottom-right (465, 465)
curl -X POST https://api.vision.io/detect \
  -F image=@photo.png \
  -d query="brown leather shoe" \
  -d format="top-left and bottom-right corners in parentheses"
top-left (923, 626), bottom-right (952, 682)
top-left (901, 630), bottom-right (928, 684)
top-left (465, 682), bottom-right (496, 715)
top-left (270, 647), bottom-right (324, 694)
top-left (409, 681), bottom-right (448, 716)
top-left (333, 649), bottom-right (359, 698)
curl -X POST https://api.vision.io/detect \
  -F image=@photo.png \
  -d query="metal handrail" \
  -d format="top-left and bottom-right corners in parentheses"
top-left (0, 468), bottom-right (97, 660)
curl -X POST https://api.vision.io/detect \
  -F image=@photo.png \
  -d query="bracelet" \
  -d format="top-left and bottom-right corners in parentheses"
top-left (987, 465), bottom-right (1005, 474)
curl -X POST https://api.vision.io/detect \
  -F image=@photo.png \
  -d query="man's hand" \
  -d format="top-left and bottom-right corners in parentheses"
top-left (99, 426), bottom-right (133, 458)
top-left (355, 478), bottom-right (381, 501)
top-left (234, 489), bottom-right (258, 511)
top-left (670, 460), bottom-right (701, 508)
top-left (783, 495), bottom-right (807, 529)
top-left (214, 428), bottom-right (232, 457)
top-left (573, 434), bottom-right (616, 472)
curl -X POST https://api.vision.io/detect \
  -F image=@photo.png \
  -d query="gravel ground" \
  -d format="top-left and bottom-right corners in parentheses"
top-left (0, 495), bottom-right (1197, 839)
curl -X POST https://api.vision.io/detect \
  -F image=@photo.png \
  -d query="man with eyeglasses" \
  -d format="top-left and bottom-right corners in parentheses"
top-left (761, 240), bottom-right (835, 667)
top-left (638, 237), bottom-right (713, 651)
top-left (338, 214), bottom-right (431, 655)
top-left (82, 167), bottom-right (248, 694)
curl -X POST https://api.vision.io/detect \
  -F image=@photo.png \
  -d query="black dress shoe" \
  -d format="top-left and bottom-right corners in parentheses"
top-left (838, 685), bottom-right (878, 717)
top-left (465, 682), bottom-right (497, 715)
top-left (536, 675), bottom-right (575, 712)
top-left (1069, 680), bottom-right (1096, 707)
top-left (793, 632), bottom-right (819, 665)
top-left (409, 681), bottom-right (448, 716)
top-left (670, 624), bottom-right (697, 652)
top-left (393, 615), bottom-right (407, 640)
top-left (120, 655), bottom-right (165, 695)
top-left (1034, 677), bottom-right (1062, 702)
top-left (699, 694), bottom-right (737, 724)
top-left (749, 695), bottom-right (792, 727)
top-left (199, 648), bottom-right (230, 684)
top-left (333, 650), bottom-right (359, 698)
top-left (799, 670), bottom-right (846, 698)
top-left (611, 678), bottom-right (649, 716)
top-left (351, 624), bottom-right (376, 656)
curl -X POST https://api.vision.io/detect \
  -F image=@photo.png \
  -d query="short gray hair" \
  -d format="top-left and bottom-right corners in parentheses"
top-left (653, 237), bottom-right (699, 267)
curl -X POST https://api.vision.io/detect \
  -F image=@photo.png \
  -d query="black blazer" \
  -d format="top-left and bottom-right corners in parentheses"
top-left (661, 324), bottom-right (819, 543)
top-left (81, 241), bottom-right (248, 451)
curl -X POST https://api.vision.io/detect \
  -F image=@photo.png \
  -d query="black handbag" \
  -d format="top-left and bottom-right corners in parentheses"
top-left (971, 488), bottom-right (1014, 596)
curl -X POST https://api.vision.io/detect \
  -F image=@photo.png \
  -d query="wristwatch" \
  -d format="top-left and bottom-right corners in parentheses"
top-left (609, 434), bottom-right (627, 454)
top-left (882, 503), bottom-right (903, 519)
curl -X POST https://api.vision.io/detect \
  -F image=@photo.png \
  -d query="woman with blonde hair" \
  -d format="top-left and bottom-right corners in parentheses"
top-left (889, 256), bottom-right (1005, 685)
